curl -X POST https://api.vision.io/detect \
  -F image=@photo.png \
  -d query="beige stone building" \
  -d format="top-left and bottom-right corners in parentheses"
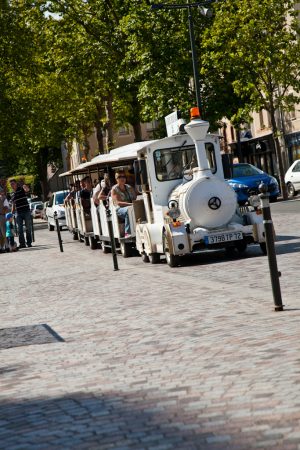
top-left (221, 100), bottom-right (300, 178)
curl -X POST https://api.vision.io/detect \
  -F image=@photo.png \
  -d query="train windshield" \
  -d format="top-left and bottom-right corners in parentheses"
top-left (154, 145), bottom-right (196, 181)
top-left (154, 143), bottom-right (217, 181)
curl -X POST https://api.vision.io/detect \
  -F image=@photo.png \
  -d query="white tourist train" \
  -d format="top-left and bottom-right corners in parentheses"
top-left (59, 110), bottom-right (266, 267)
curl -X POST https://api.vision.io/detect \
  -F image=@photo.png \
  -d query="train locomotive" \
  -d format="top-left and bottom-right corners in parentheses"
top-left (61, 110), bottom-right (266, 267)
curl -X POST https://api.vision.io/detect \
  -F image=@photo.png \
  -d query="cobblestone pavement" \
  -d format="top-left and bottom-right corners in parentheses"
top-left (1, 202), bottom-right (300, 450)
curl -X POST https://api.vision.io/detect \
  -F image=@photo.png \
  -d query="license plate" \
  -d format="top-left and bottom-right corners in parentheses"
top-left (205, 231), bottom-right (243, 244)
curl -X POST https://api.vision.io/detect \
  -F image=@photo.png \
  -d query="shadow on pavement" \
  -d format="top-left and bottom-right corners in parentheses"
top-left (0, 390), bottom-right (282, 450)
top-left (275, 241), bottom-right (300, 255)
top-left (275, 235), bottom-right (300, 242)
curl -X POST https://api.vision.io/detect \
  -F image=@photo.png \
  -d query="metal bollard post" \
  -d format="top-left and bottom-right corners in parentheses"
top-left (54, 212), bottom-right (64, 253)
top-left (31, 215), bottom-right (35, 242)
top-left (105, 204), bottom-right (119, 271)
top-left (259, 183), bottom-right (283, 311)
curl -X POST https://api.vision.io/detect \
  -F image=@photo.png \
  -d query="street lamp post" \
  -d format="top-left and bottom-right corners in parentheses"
top-left (151, 1), bottom-right (215, 119)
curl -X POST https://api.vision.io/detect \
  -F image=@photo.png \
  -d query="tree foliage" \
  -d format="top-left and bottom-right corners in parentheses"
top-left (1, 0), bottom-right (300, 201)
top-left (201, 0), bottom-right (300, 197)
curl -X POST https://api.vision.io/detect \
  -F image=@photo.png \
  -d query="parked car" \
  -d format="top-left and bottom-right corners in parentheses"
top-left (31, 202), bottom-right (44, 219)
top-left (284, 160), bottom-right (300, 197)
top-left (46, 190), bottom-right (69, 231)
top-left (227, 163), bottom-right (280, 204)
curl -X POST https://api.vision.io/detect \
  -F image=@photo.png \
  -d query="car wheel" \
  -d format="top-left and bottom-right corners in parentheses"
top-left (48, 221), bottom-right (54, 231)
top-left (287, 182), bottom-right (296, 198)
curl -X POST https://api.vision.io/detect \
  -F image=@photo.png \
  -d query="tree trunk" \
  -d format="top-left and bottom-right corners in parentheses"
top-left (129, 93), bottom-right (143, 142)
top-left (235, 126), bottom-right (243, 162)
top-left (36, 147), bottom-right (50, 201)
top-left (105, 93), bottom-right (114, 151)
top-left (94, 101), bottom-right (105, 154)
top-left (132, 121), bottom-right (142, 142)
top-left (270, 111), bottom-right (288, 200)
top-left (81, 126), bottom-right (90, 162)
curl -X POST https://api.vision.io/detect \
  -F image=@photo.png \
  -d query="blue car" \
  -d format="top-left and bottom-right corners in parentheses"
top-left (227, 163), bottom-right (280, 204)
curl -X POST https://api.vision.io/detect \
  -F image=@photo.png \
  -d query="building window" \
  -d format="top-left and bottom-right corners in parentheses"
top-left (259, 110), bottom-right (265, 129)
top-left (118, 126), bottom-right (129, 136)
top-left (146, 120), bottom-right (159, 131)
top-left (290, 106), bottom-right (297, 120)
top-left (230, 126), bottom-right (235, 141)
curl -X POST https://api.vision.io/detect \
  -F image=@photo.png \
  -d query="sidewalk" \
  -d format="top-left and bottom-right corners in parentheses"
top-left (1, 211), bottom-right (300, 450)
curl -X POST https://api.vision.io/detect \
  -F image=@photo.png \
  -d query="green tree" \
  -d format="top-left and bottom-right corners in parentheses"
top-left (201, 0), bottom-right (300, 199)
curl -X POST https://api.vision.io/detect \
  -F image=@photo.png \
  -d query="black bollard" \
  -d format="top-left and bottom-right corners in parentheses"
top-left (31, 215), bottom-right (35, 242)
top-left (104, 203), bottom-right (119, 271)
top-left (54, 212), bottom-right (64, 253)
top-left (259, 183), bottom-right (283, 311)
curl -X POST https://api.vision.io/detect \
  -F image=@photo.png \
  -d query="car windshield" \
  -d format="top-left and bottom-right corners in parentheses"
top-left (233, 164), bottom-right (264, 178)
top-left (55, 192), bottom-right (68, 205)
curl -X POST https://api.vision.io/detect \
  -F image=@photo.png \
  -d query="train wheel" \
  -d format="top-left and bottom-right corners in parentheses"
top-left (236, 240), bottom-right (247, 253)
top-left (260, 242), bottom-right (267, 255)
top-left (165, 250), bottom-right (180, 267)
top-left (225, 246), bottom-right (237, 258)
top-left (102, 243), bottom-right (111, 253)
top-left (141, 252), bottom-right (150, 263)
top-left (149, 253), bottom-right (160, 264)
top-left (89, 236), bottom-right (98, 250)
top-left (120, 241), bottom-right (132, 258)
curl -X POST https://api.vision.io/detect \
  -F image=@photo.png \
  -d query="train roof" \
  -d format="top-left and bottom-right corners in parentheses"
top-left (66, 140), bottom-right (158, 175)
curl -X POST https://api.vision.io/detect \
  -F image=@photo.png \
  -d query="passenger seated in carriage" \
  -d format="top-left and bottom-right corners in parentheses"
top-left (111, 170), bottom-right (136, 237)
top-left (98, 173), bottom-right (111, 204)
top-left (80, 176), bottom-right (92, 216)
top-left (64, 180), bottom-right (80, 206)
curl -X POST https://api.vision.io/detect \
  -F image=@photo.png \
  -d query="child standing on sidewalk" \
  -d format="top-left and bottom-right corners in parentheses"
top-left (5, 213), bottom-right (18, 252)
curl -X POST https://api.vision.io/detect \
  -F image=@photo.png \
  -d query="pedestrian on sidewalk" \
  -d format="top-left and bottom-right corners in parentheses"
top-left (5, 213), bottom-right (18, 252)
top-left (0, 188), bottom-right (10, 253)
top-left (9, 179), bottom-right (32, 248)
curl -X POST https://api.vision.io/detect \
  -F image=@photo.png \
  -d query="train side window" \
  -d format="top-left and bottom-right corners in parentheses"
top-left (205, 143), bottom-right (217, 174)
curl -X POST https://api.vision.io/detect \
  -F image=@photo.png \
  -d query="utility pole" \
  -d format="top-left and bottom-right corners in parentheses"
top-left (151, 1), bottom-right (215, 119)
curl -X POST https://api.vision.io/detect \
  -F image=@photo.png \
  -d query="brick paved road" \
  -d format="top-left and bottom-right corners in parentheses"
top-left (1, 201), bottom-right (300, 450)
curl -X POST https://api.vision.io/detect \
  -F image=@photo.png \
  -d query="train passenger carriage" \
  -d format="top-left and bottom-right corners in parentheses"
top-left (60, 111), bottom-right (266, 266)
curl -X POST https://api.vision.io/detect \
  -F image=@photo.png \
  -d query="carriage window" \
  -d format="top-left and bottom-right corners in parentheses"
top-left (154, 145), bottom-right (196, 181)
top-left (205, 143), bottom-right (217, 174)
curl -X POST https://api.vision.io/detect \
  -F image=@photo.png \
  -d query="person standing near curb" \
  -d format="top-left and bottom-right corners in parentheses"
top-left (5, 213), bottom-right (18, 252)
top-left (0, 188), bottom-right (9, 252)
top-left (9, 179), bottom-right (32, 248)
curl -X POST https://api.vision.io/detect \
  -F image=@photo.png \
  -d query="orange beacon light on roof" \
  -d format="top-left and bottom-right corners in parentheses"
top-left (190, 107), bottom-right (200, 119)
